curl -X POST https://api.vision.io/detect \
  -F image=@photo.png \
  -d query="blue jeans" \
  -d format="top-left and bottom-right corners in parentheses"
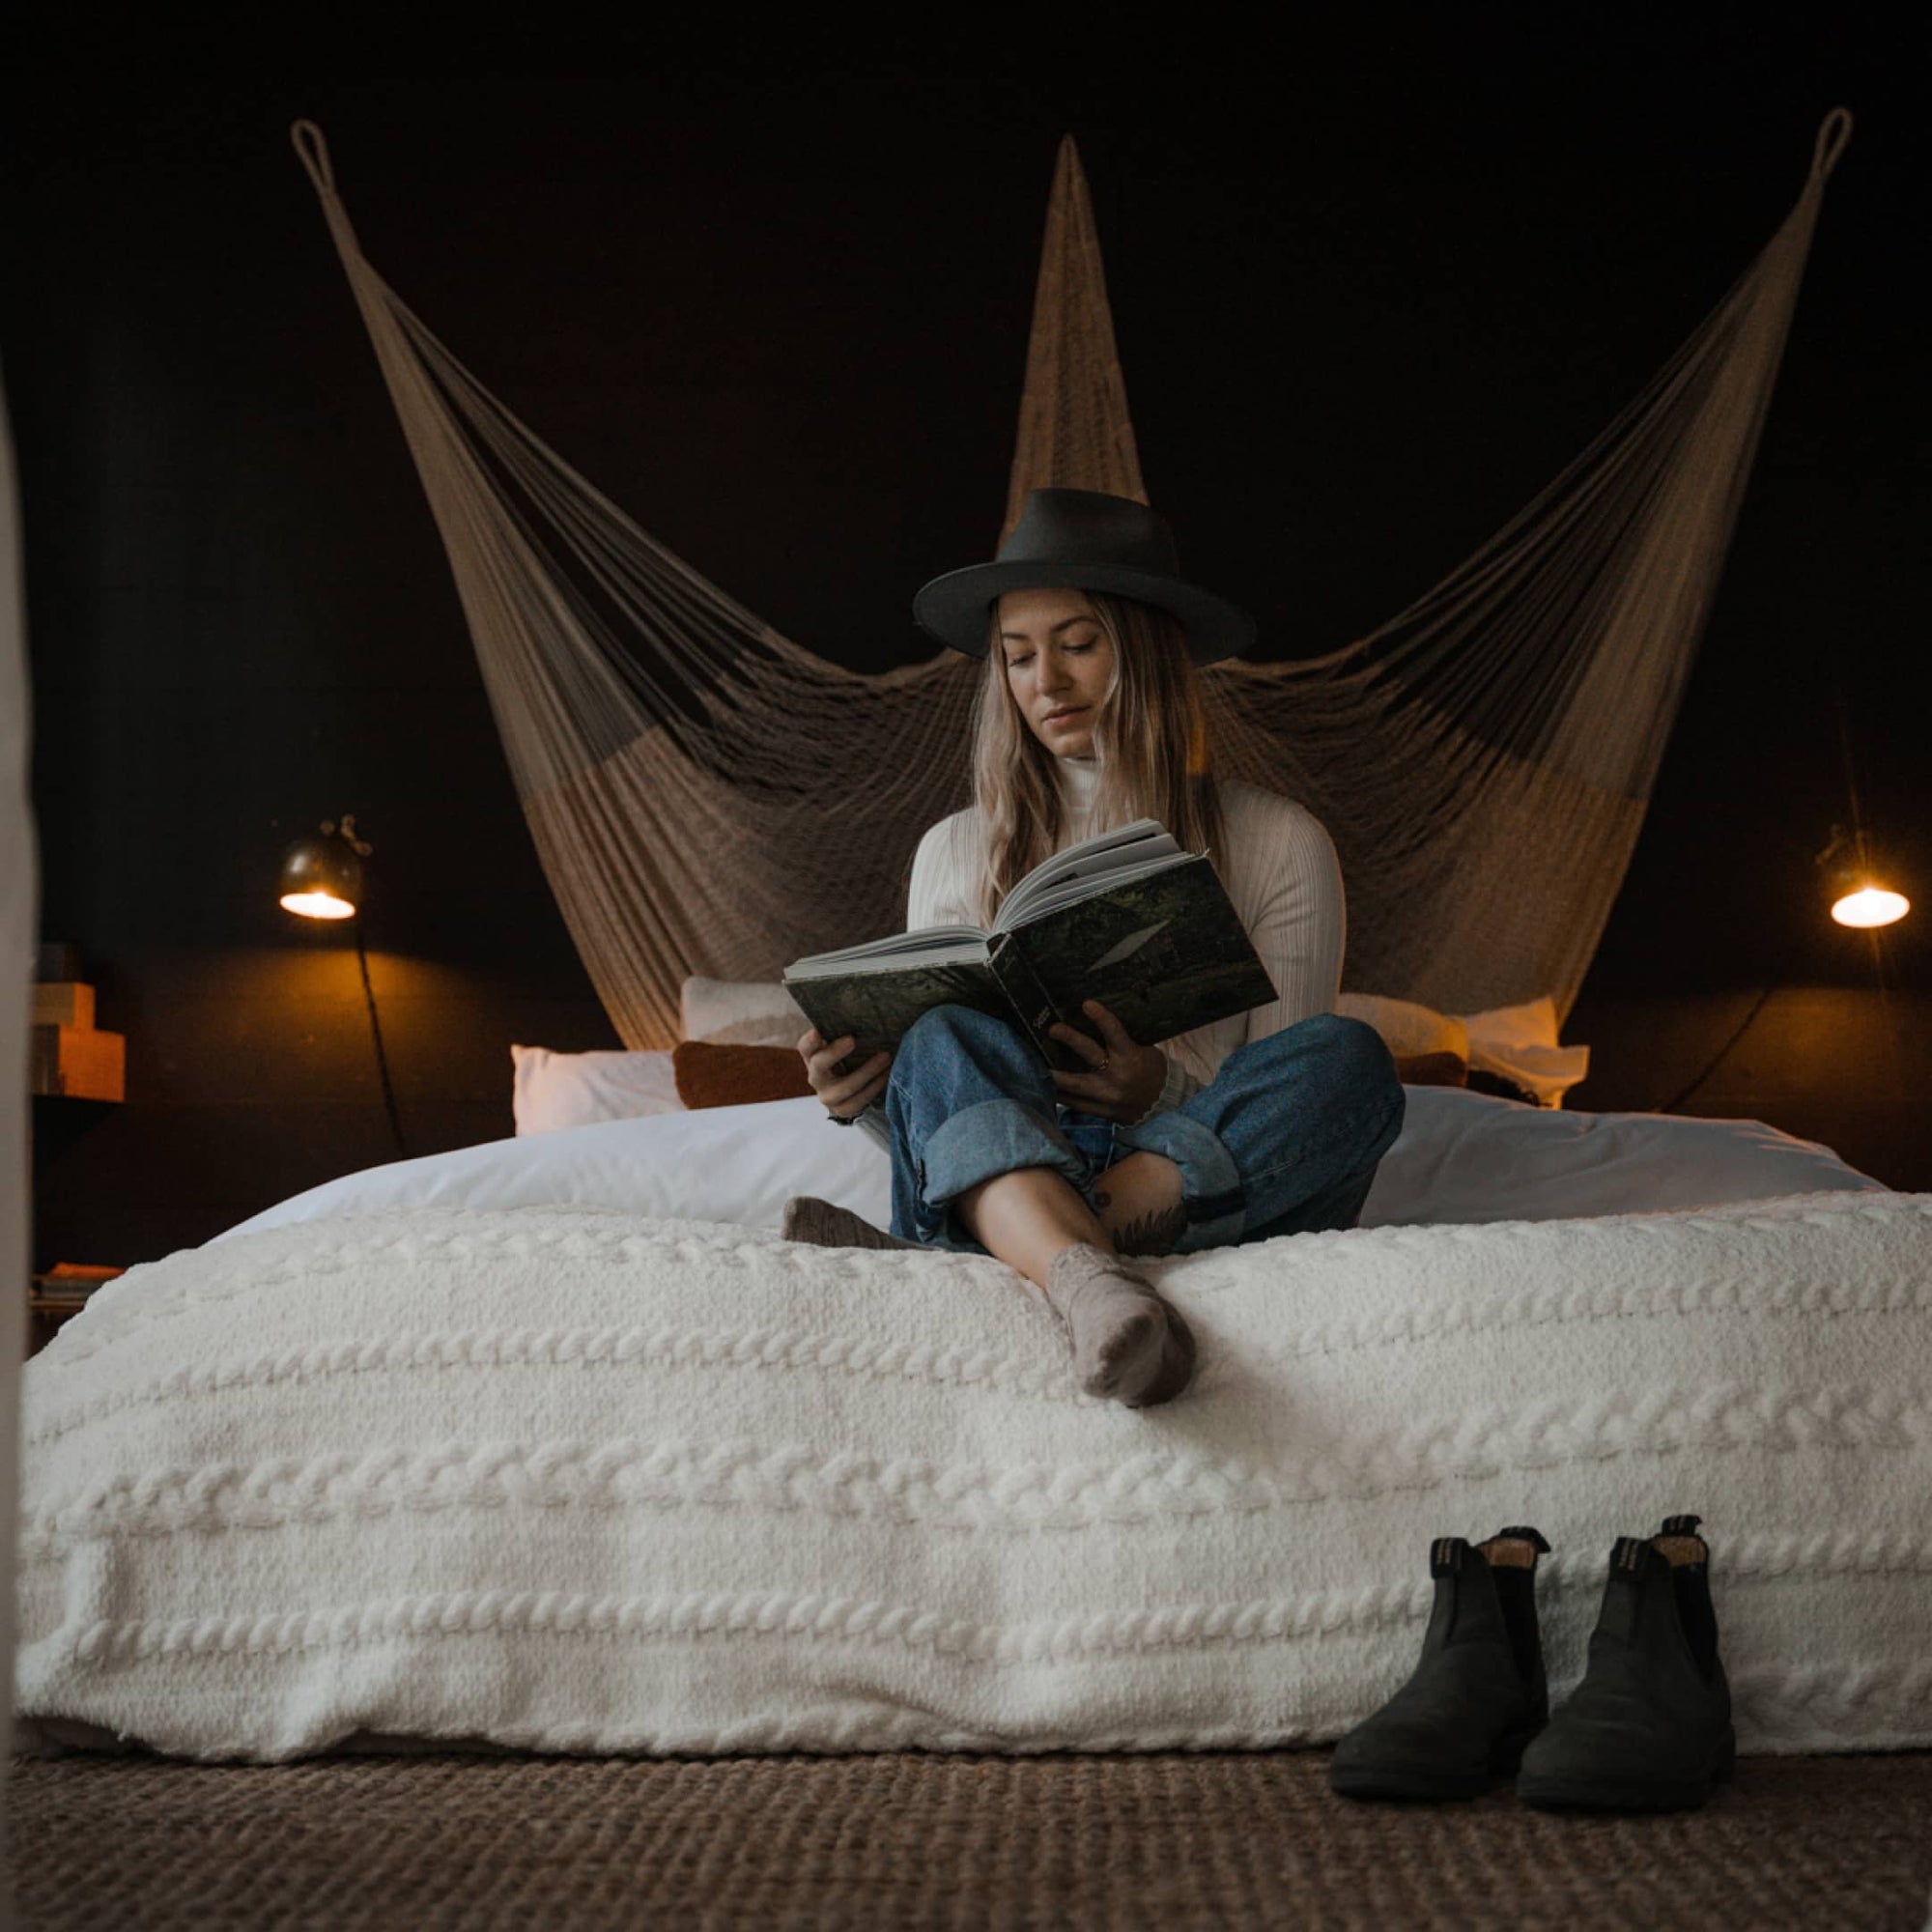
top-left (883, 1004), bottom-right (1406, 1257)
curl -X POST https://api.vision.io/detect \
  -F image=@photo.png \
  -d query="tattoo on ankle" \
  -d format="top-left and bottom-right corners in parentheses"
top-left (1113, 1202), bottom-right (1188, 1258)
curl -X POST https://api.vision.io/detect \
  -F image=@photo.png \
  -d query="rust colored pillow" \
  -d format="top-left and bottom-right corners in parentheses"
top-left (1393, 1050), bottom-right (1468, 1088)
top-left (672, 1039), bottom-right (815, 1111)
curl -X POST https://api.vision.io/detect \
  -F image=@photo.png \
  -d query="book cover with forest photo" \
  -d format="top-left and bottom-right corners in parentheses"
top-left (782, 821), bottom-right (1276, 1075)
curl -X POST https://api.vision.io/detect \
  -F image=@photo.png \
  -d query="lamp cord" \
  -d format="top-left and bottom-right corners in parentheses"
top-left (1659, 677), bottom-right (1869, 1116)
top-left (1653, 980), bottom-right (1780, 1114)
top-left (353, 913), bottom-right (409, 1158)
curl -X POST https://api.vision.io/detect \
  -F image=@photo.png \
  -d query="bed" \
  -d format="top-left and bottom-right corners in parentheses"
top-left (15, 1054), bottom-right (1928, 1767)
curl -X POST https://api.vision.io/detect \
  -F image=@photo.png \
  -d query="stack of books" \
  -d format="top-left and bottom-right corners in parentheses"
top-left (31, 943), bottom-right (126, 1101)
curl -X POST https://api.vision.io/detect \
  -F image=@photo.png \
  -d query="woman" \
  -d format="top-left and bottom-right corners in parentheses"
top-left (786, 488), bottom-right (1406, 1408)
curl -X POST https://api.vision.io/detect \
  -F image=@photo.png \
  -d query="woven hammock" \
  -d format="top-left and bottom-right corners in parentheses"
top-left (291, 111), bottom-right (1853, 1048)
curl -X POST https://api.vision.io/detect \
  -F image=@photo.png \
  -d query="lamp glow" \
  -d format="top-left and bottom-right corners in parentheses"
top-left (279, 889), bottom-right (356, 920)
top-left (1831, 886), bottom-right (1910, 929)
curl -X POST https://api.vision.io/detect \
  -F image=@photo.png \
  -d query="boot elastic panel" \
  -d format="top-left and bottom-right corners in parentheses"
top-left (1475, 1527), bottom-right (1548, 1691)
top-left (1654, 1515), bottom-right (1721, 1680)
top-left (1596, 1535), bottom-right (1667, 1639)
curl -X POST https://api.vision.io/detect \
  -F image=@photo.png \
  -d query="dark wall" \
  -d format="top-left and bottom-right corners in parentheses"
top-left (8, 24), bottom-right (1928, 1266)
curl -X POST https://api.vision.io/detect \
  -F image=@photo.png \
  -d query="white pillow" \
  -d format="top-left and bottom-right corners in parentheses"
top-left (680, 976), bottom-right (806, 1044)
top-left (510, 1044), bottom-right (684, 1136)
top-left (510, 982), bottom-right (814, 1139)
top-left (1338, 991), bottom-right (1589, 1107)
top-left (700, 1015), bottom-right (814, 1048)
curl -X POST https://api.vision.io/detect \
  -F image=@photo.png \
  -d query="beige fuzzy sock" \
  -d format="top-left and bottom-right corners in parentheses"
top-left (1043, 1242), bottom-right (1197, 1407)
top-left (781, 1196), bottom-right (922, 1252)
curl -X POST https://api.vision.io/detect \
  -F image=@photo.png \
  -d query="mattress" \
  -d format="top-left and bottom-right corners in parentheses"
top-left (16, 1188), bottom-right (1930, 1762)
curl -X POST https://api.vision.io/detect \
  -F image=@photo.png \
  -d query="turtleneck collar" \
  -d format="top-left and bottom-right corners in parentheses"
top-left (1055, 752), bottom-right (1101, 806)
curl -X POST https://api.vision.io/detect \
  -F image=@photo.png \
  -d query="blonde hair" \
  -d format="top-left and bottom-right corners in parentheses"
top-left (971, 588), bottom-right (1228, 930)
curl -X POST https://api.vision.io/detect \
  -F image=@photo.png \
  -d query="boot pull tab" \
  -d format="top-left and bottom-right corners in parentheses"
top-left (1610, 1534), bottom-right (1654, 1575)
top-left (1478, 1525), bottom-right (1551, 1569)
top-left (1429, 1536), bottom-right (1471, 1578)
top-left (1655, 1514), bottom-right (1710, 1568)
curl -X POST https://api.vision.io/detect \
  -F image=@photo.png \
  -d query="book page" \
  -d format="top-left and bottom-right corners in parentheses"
top-left (1002, 849), bottom-right (1201, 925)
top-left (786, 924), bottom-right (987, 977)
top-left (994, 819), bottom-right (1180, 931)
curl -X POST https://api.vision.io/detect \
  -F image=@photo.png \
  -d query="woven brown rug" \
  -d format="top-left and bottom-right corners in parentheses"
top-left (9, 1747), bottom-right (1931, 1929)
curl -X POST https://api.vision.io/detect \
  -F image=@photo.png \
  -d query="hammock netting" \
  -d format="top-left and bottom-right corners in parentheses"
top-left (291, 111), bottom-right (1853, 1049)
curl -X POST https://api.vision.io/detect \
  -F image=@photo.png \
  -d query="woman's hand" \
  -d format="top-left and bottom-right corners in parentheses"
top-left (799, 1027), bottom-right (892, 1120)
top-left (1048, 999), bottom-right (1164, 1123)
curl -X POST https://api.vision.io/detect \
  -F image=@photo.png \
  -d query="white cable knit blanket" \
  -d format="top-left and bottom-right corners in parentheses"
top-left (15, 1192), bottom-right (1932, 1762)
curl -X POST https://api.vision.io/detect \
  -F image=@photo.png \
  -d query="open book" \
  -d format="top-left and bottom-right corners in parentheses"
top-left (782, 819), bottom-right (1277, 1076)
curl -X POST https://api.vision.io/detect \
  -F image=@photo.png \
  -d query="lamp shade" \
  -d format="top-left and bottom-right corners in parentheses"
top-left (278, 832), bottom-right (365, 920)
top-left (1816, 825), bottom-right (1909, 931)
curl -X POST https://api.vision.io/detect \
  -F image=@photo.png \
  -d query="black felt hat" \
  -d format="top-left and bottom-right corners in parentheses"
top-left (913, 488), bottom-right (1255, 666)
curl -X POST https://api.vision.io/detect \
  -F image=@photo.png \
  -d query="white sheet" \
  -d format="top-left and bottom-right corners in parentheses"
top-left (1357, 1087), bottom-right (1885, 1225)
top-left (221, 1085), bottom-right (1884, 1247)
top-left (18, 1191), bottom-right (1930, 1762)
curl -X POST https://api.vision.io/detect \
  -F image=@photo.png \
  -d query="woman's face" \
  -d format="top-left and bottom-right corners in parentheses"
top-left (997, 586), bottom-right (1113, 758)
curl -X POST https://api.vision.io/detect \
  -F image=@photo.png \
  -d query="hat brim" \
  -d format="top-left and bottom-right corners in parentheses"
top-left (913, 561), bottom-right (1254, 667)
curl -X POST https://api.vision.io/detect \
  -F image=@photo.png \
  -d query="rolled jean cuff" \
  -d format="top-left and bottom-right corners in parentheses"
top-left (918, 1096), bottom-right (1094, 1218)
top-left (1112, 1105), bottom-right (1245, 1251)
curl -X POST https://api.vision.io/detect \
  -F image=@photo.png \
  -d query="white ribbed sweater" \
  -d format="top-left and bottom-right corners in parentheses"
top-left (854, 754), bottom-right (1345, 1149)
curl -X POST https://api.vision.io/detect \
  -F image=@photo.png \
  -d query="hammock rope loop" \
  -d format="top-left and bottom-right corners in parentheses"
top-left (290, 119), bottom-right (338, 196)
top-left (1809, 107), bottom-right (1855, 185)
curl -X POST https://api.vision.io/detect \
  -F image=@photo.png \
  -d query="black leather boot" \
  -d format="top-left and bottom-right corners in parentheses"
top-left (1328, 1526), bottom-right (1550, 1801)
top-left (1517, 1514), bottom-right (1735, 1811)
